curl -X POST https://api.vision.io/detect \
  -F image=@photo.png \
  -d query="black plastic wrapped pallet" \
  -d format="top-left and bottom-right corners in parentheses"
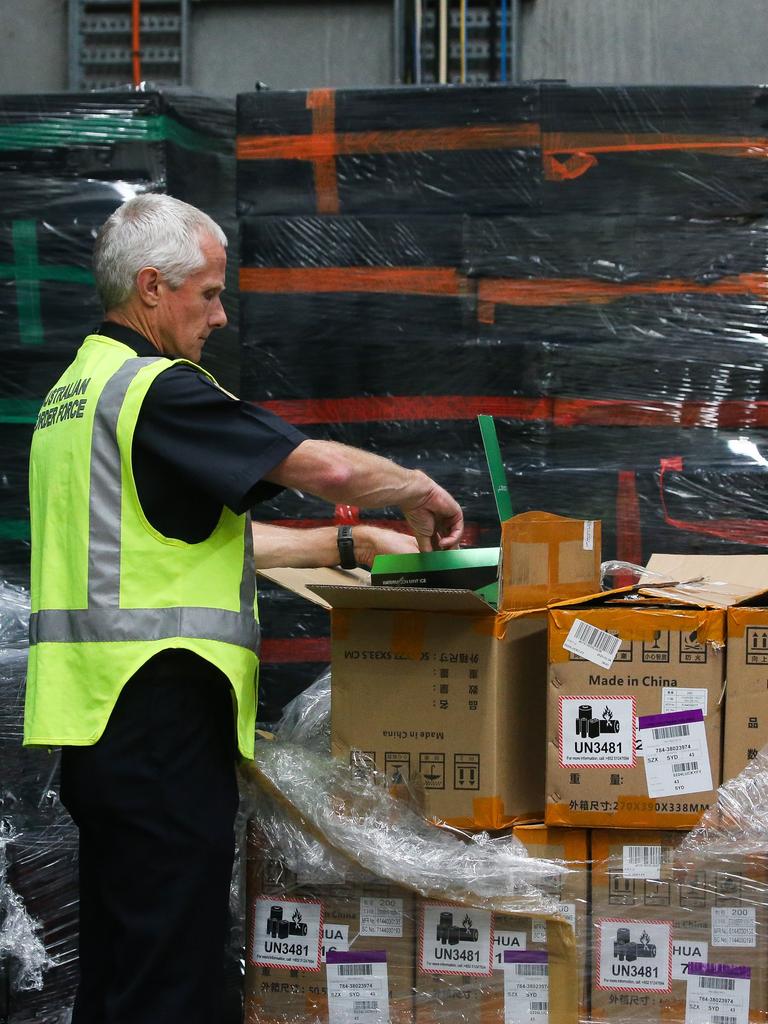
top-left (541, 84), bottom-right (768, 217)
top-left (236, 84), bottom-right (541, 217)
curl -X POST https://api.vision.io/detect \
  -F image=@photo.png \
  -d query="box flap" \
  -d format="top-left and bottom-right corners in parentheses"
top-left (257, 566), bottom-right (370, 609)
top-left (640, 554), bottom-right (768, 608)
top-left (307, 584), bottom-right (495, 614)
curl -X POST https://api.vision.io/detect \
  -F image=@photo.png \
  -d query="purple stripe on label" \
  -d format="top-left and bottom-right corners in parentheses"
top-left (688, 963), bottom-right (751, 980)
top-left (504, 951), bottom-right (549, 964)
top-left (327, 951), bottom-right (387, 965)
top-left (638, 708), bottom-right (704, 730)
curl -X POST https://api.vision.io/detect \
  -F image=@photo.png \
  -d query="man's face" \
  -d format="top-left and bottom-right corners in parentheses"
top-left (156, 233), bottom-right (227, 362)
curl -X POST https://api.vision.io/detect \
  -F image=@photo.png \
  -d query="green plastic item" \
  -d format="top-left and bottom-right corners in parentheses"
top-left (478, 414), bottom-right (513, 522)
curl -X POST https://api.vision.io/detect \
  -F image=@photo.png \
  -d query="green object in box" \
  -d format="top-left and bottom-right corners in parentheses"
top-left (371, 547), bottom-right (500, 597)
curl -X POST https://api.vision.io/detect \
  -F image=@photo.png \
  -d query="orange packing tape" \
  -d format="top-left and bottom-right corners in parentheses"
top-left (239, 266), bottom-right (467, 296)
top-left (391, 611), bottom-right (425, 661)
top-left (306, 89), bottom-right (339, 214)
top-left (548, 607), bottom-right (725, 663)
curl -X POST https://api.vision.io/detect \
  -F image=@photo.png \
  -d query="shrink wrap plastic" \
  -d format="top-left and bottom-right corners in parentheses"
top-left (238, 85), bottom-right (768, 722)
top-left (0, 89), bottom-right (238, 579)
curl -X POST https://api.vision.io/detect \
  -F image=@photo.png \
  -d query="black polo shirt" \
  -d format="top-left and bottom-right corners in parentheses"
top-left (99, 321), bottom-right (307, 542)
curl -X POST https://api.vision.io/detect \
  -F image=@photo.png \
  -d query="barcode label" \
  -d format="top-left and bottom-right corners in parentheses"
top-left (712, 1016), bottom-right (737, 1024)
top-left (652, 724), bottom-right (690, 740)
top-left (623, 845), bottom-right (662, 880)
top-left (353, 1002), bottom-right (380, 1011)
top-left (672, 761), bottom-right (698, 775)
top-left (563, 618), bottom-right (622, 669)
top-left (337, 964), bottom-right (373, 976)
top-left (530, 1002), bottom-right (549, 1012)
top-left (574, 620), bottom-right (618, 652)
top-left (515, 964), bottom-right (548, 976)
top-left (699, 977), bottom-right (736, 991)
top-left (504, 955), bottom-right (549, 1024)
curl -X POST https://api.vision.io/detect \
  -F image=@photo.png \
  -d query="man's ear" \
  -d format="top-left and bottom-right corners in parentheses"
top-left (135, 266), bottom-right (161, 308)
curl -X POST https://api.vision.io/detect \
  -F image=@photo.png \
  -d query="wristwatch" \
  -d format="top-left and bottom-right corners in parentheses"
top-left (337, 525), bottom-right (357, 569)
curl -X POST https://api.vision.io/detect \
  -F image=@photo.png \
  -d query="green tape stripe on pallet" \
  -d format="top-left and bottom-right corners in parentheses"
top-left (0, 519), bottom-right (30, 541)
top-left (0, 399), bottom-right (41, 424)
top-left (3, 219), bottom-right (95, 346)
top-left (0, 115), bottom-right (223, 154)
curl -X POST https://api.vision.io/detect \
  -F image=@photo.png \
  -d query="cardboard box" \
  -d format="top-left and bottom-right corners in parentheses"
top-left (590, 829), bottom-right (768, 1024)
top-left (512, 824), bottom-right (591, 1017)
top-left (724, 607), bottom-right (768, 783)
top-left (414, 896), bottom-right (579, 1024)
top-left (245, 822), bottom-right (416, 1024)
top-left (259, 567), bottom-right (549, 830)
top-left (546, 600), bottom-right (725, 830)
top-left (499, 511), bottom-right (601, 612)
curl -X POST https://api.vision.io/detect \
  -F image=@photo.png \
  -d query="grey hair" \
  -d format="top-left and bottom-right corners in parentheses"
top-left (93, 194), bottom-right (227, 310)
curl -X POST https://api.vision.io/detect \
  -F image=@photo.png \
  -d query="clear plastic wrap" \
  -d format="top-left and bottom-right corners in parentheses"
top-left (275, 668), bottom-right (332, 754)
top-left (237, 85), bottom-right (768, 724)
top-left (239, 731), bottom-right (768, 1024)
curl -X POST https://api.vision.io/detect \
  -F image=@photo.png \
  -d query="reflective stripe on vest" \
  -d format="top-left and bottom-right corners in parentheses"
top-left (29, 356), bottom-right (260, 651)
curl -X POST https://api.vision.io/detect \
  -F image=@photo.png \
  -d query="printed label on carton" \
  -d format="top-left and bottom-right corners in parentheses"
top-left (711, 907), bottom-right (756, 948)
top-left (583, 521), bottom-right (595, 551)
top-left (359, 897), bottom-right (403, 938)
top-left (322, 924), bottom-right (350, 962)
top-left (251, 896), bottom-right (323, 970)
top-left (685, 963), bottom-right (751, 1024)
top-left (596, 918), bottom-right (673, 993)
top-left (559, 695), bottom-right (637, 768)
top-left (639, 710), bottom-right (713, 798)
top-left (327, 951), bottom-right (389, 1024)
top-left (531, 904), bottom-right (576, 944)
top-left (419, 903), bottom-right (493, 976)
top-left (672, 940), bottom-right (708, 981)
top-left (661, 688), bottom-right (709, 716)
top-left (622, 845), bottom-right (662, 880)
top-left (563, 618), bottom-right (622, 669)
top-left (503, 951), bottom-right (549, 1024)
top-left (493, 931), bottom-right (527, 969)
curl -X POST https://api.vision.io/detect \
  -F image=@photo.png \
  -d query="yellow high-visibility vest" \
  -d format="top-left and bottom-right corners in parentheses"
top-left (25, 333), bottom-right (260, 757)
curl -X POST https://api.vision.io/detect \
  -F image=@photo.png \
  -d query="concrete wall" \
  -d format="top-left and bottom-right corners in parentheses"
top-left (0, 1), bottom-right (767, 96)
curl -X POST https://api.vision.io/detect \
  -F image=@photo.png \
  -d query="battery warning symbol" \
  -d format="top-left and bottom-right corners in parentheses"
top-left (454, 754), bottom-right (480, 790)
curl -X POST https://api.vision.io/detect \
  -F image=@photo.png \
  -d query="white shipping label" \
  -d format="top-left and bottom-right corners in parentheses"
top-left (672, 940), bottom-right (709, 981)
top-left (322, 924), bottom-right (350, 963)
top-left (326, 954), bottom-right (390, 1024)
top-left (623, 845), bottom-right (663, 880)
top-left (685, 964), bottom-right (751, 1024)
top-left (493, 931), bottom-right (527, 970)
top-left (503, 953), bottom-right (549, 1024)
top-left (596, 918), bottom-right (673, 993)
top-left (558, 695), bottom-right (637, 768)
top-left (639, 710), bottom-right (713, 798)
top-left (661, 688), bottom-right (709, 717)
top-left (711, 908), bottom-right (757, 948)
top-left (531, 904), bottom-right (576, 944)
top-left (419, 903), bottom-right (493, 976)
top-left (359, 898), bottom-right (403, 938)
top-left (583, 521), bottom-right (595, 551)
top-left (251, 897), bottom-right (323, 970)
top-left (563, 618), bottom-right (622, 669)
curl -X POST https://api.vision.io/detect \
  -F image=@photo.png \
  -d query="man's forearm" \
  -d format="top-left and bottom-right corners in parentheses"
top-left (252, 521), bottom-right (420, 569)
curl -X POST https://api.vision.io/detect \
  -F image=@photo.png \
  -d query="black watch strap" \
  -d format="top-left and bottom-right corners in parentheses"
top-left (337, 525), bottom-right (357, 569)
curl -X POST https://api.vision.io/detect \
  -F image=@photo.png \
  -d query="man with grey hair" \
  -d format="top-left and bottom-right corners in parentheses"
top-left (25, 193), bottom-right (463, 1023)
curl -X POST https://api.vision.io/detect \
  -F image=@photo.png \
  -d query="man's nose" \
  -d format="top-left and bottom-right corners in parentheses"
top-left (210, 296), bottom-right (227, 330)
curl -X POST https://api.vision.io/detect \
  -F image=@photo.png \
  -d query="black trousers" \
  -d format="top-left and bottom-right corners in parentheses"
top-left (60, 650), bottom-right (240, 1024)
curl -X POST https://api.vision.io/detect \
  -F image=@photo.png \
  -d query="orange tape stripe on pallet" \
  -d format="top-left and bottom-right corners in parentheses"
top-left (239, 266), bottom-right (467, 296)
top-left (543, 131), bottom-right (768, 158)
top-left (236, 123), bottom-right (540, 160)
top-left (306, 89), bottom-right (339, 214)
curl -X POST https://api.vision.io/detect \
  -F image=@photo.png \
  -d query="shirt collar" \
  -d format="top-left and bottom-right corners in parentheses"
top-left (98, 320), bottom-right (162, 359)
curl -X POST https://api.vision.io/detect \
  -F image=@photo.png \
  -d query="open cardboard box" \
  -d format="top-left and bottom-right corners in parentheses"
top-left (259, 543), bottom-right (556, 830)
top-left (546, 554), bottom-right (768, 830)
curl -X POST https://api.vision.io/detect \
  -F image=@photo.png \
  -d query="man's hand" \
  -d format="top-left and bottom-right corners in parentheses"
top-left (401, 476), bottom-right (464, 551)
top-left (352, 525), bottom-right (419, 566)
